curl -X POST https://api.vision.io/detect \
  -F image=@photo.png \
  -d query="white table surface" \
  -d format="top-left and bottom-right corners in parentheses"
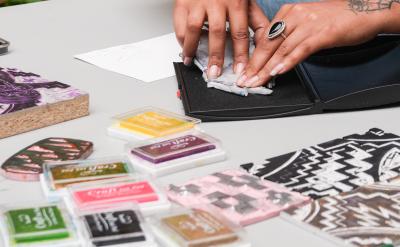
top-left (0, 0), bottom-right (399, 246)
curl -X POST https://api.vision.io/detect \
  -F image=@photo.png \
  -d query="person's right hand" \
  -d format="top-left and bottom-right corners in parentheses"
top-left (174, 0), bottom-right (270, 79)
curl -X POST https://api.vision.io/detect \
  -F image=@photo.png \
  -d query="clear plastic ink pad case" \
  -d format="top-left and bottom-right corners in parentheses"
top-left (0, 201), bottom-right (79, 247)
top-left (149, 208), bottom-right (251, 247)
top-left (76, 204), bottom-right (157, 247)
top-left (126, 130), bottom-right (227, 177)
top-left (108, 107), bottom-right (201, 141)
top-left (67, 176), bottom-right (171, 215)
top-left (40, 156), bottom-right (136, 201)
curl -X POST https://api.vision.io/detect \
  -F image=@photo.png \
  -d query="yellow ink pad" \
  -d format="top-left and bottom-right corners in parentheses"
top-left (108, 107), bottom-right (201, 141)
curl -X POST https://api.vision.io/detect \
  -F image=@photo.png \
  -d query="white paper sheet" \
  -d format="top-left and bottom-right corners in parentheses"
top-left (75, 33), bottom-right (181, 82)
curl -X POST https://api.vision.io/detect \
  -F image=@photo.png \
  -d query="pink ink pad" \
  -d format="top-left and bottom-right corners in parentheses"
top-left (68, 176), bottom-right (171, 214)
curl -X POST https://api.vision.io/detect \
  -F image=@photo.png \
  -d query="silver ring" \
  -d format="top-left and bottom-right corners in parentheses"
top-left (0, 38), bottom-right (10, 55)
top-left (268, 21), bottom-right (286, 40)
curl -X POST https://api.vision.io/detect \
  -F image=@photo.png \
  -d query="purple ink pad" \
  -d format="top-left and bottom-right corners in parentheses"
top-left (131, 134), bottom-right (216, 164)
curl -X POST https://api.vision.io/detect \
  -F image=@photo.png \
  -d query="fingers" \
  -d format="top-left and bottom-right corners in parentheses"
top-left (273, 35), bottom-right (330, 76)
top-left (248, 27), bottom-right (311, 87)
top-left (237, 7), bottom-right (296, 87)
top-left (173, 2), bottom-right (189, 47)
top-left (248, 0), bottom-right (270, 46)
top-left (207, 3), bottom-right (227, 79)
top-left (244, 30), bottom-right (331, 88)
top-left (228, 0), bottom-right (249, 75)
top-left (182, 3), bottom-right (206, 66)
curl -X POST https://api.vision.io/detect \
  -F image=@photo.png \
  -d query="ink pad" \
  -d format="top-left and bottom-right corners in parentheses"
top-left (68, 176), bottom-right (171, 215)
top-left (77, 204), bottom-right (157, 247)
top-left (150, 208), bottom-right (251, 247)
top-left (0, 202), bottom-right (79, 247)
top-left (85, 210), bottom-right (144, 246)
top-left (108, 107), bottom-right (201, 141)
top-left (41, 157), bottom-right (135, 201)
top-left (127, 131), bottom-right (227, 177)
top-left (131, 134), bottom-right (215, 163)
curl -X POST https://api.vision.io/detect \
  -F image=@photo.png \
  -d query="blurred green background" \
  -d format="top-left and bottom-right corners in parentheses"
top-left (0, 0), bottom-right (45, 7)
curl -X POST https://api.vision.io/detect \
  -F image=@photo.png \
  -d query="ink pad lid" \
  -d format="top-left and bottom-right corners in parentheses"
top-left (41, 156), bottom-right (136, 201)
top-left (149, 208), bottom-right (251, 247)
top-left (0, 201), bottom-right (79, 247)
top-left (67, 175), bottom-right (170, 215)
top-left (77, 203), bottom-right (157, 247)
top-left (126, 130), bottom-right (227, 177)
top-left (108, 107), bottom-right (201, 141)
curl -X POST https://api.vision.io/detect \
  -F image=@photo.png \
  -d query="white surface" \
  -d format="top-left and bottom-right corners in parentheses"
top-left (75, 33), bottom-right (181, 82)
top-left (1, 0), bottom-right (400, 246)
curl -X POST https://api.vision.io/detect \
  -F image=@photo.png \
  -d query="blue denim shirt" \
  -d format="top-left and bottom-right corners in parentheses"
top-left (256, 0), bottom-right (313, 20)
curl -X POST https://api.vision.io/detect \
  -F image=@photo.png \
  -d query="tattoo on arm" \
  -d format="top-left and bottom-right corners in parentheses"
top-left (348, 0), bottom-right (400, 12)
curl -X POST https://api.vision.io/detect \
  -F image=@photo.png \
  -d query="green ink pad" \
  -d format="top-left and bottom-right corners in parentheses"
top-left (7, 206), bottom-right (70, 243)
top-left (0, 202), bottom-right (79, 247)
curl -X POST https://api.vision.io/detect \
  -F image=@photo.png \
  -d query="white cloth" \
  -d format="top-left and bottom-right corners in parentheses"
top-left (194, 33), bottom-right (273, 97)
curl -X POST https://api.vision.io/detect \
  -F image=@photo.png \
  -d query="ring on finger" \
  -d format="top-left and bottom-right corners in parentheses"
top-left (267, 20), bottom-right (287, 40)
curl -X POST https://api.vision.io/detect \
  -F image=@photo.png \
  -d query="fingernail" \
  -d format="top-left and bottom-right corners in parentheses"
top-left (245, 75), bottom-right (260, 87)
top-left (208, 65), bottom-right (220, 79)
top-left (236, 74), bottom-right (248, 87)
top-left (183, 57), bottom-right (193, 66)
top-left (270, 63), bottom-right (285, 76)
top-left (235, 63), bottom-right (245, 75)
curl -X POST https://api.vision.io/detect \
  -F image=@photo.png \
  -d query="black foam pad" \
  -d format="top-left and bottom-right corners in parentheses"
top-left (175, 63), bottom-right (315, 121)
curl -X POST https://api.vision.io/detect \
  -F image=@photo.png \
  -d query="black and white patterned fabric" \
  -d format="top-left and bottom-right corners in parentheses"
top-left (241, 128), bottom-right (400, 199)
top-left (284, 183), bottom-right (400, 247)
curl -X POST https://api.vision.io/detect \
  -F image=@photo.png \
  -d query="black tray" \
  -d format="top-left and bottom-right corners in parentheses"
top-left (175, 35), bottom-right (400, 121)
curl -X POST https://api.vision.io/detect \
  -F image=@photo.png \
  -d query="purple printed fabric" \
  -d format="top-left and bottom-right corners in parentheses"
top-left (0, 67), bottom-right (86, 115)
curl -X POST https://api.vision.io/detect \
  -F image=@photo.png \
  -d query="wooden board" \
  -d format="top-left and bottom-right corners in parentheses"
top-left (0, 67), bottom-right (89, 138)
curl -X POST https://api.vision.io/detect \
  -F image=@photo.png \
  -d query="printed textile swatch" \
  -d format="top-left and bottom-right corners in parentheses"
top-left (241, 128), bottom-right (400, 199)
top-left (167, 169), bottom-right (310, 226)
top-left (0, 67), bottom-right (86, 115)
top-left (0, 67), bottom-right (89, 139)
top-left (285, 183), bottom-right (400, 247)
top-left (1, 138), bottom-right (93, 181)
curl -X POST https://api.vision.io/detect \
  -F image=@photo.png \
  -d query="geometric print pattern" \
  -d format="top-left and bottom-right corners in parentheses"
top-left (284, 184), bottom-right (400, 247)
top-left (241, 128), bottom-right (400, 199)
top-left (167, 169), bottom-right (310, 226)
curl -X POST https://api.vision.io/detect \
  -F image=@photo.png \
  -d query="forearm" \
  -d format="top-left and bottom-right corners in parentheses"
top-left (385, 3), bottom-right (400, 33)
top-left (348, 0), bottom-right (400, 33)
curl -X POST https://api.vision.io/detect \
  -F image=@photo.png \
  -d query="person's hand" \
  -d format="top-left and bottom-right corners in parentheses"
top-left (174, 0), bottom-right (270, 79)
top-left (236, 0), bottom-right (392, 88)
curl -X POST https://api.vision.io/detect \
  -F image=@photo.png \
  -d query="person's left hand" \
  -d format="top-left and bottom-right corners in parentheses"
top-left (236, 0), bottom-right (391, 87)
